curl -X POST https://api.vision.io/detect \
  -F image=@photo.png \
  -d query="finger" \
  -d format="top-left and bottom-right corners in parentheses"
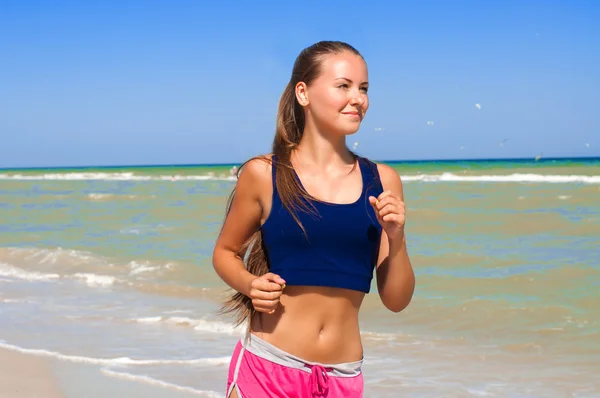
top-left (370, 191), bottom-right (394, 210)
top-left (382, 213), bottom-right (404, 223)
top-left (262, 273), bottom-right (286, 286)
top-left (380, 205), bottom-right (406, 220)
top-left (375, 196), bottom-right (398, 210)
top-left (252, 298), bottom-right (279, 307)
top-left (377, 190), bottom-right (393, 202)
top-left (252, 290), bottom-right (283, 301)
top-left (254, 306), bottom-right (277, 314)
top-left (254, 279), bottom-right (284, 292)
top-left (376, 204), bottom-right (399, 217)
top-left (252, 299), bottom-right (279, 312)
top-left (256, 273), bottom-right (285, 290)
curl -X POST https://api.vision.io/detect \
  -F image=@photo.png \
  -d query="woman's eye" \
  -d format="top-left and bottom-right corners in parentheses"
top-left (338, 84), bottom-right (349, 89)
top-left (360, 87), bottom-right (369, 93)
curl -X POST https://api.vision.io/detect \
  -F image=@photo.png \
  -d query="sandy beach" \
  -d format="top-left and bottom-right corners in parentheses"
top-left (0, 348), bottom-right (63, 398)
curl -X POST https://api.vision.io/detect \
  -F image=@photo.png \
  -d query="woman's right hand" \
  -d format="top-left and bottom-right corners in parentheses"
top-left (248, 273), bottom-right (286, 314)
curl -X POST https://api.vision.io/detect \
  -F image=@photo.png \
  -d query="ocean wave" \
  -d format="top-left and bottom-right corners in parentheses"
top-left (131, 316), bottom-right (242, 335)
top-left (0, 246), bottom-right (106, 268)
top-left (0, 261), bottom-right (120, 287)
top-left (0, 246), bottom-right (217, 302)
top-left (100, 369), bottom-right (224, 397)
top-left (360, 331), bottom-right (404, 341)
top-left (128, 261), bottom-right (165, 276)
top-left (119, 225), bottom-right (175, 236)
top-left (1, 171), bottom-right (598, 183)
top-left (0, 262), bottom-right (60, 282)
top-left (0, 172), bottom-right (236, 182)
top-left (88, 193), bottom-right (156, 201)
top-left (72, 272), bottom-right (117, 287)
top-left (0, 247), bottom-right (172, 287)
top-left (401, 173), bottom-right (600, 184)
top-left (0, 341), bottom-right (231, 367)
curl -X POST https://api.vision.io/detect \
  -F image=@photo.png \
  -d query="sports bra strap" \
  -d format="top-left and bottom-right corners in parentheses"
top-left (358, 156), bottom-right (384, 194)
top-left (271, 155), bottom-right (277, 184)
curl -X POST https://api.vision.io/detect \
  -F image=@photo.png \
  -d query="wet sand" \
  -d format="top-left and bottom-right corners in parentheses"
top-left (0, 348), bottom-right (63, 398)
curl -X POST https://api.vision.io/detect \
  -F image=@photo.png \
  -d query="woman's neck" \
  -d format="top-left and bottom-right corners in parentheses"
top-left (294, 126), bottom-right (354, 169)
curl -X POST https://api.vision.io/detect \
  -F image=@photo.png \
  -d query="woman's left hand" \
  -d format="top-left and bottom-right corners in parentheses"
top-left (369, 190), bottom-right (406, 241)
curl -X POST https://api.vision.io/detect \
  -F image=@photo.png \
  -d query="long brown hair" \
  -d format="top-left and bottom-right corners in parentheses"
top-left (219, 41), bottom-right (364, 328)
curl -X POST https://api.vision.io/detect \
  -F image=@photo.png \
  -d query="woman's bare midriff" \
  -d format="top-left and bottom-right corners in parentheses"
top-left (250, 285), bottom-right (365, 364)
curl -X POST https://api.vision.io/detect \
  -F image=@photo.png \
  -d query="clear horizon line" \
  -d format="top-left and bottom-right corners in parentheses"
top-left (0, 155), bottom-right (599, 171)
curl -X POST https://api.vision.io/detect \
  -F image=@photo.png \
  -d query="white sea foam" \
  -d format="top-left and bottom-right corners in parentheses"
top-left (0, 172), bottom-right (236, 182)
top-left (88, 193), bottom-right (114, 200)
top-left (0, 262), bottom-right (124, 288)
top-left (120, 225), bottom-right (175, 236)
top-left (2, 246), bottom-right (102, 266)
top-left (88, 193), bottom-right (154, 201)
top-left (0, 341), bottom-right (230, 367)
top-left (360, 331), bottom-right (402, 341)
top-left (0, 247), bottom-right (172, 289)
top-left (131, 316), bottom-right (242, 335)
top-left (192, 319), bottom-right (242, 334)
top-left (72, 272), bottom-right (117, 287)
top-left (0, 262), bottom-right (60, 282)
top-left (401, 173), bottom-right (600, 184)
top-left (100, 369), bottom-right (224, 397)
top-left (1, 172), bottom-right (599, 184)
top-left (135, 316), bottom-right (164, 323)
top-left (128, 261), bottom-right (167, 277)
top-left (163, 309), bottom-right (194, 315)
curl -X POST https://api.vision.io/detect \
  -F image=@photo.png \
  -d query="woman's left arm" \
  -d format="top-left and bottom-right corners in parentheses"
top-left (369, 164), bottom-right (415, 313)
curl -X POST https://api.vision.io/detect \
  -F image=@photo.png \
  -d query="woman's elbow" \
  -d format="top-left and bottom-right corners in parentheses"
top-left (382, 281), bottom-right (415, 313)
top-left (211, 244), bottom-right (229, 273)
top-left (384, 296), bottom-right (413, 313)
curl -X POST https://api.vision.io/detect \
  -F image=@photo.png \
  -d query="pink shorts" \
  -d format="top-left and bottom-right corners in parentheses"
top-left (226, 333), bottom-right (364, 397)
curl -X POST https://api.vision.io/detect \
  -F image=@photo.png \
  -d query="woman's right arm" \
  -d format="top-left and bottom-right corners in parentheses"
top-left (212, 158), bottom-right (267, 296)
top-left (212, 157), bottom-right (285, 308)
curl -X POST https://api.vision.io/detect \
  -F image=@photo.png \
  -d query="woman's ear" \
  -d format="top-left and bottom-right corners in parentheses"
top-left (295, 82), bottom-right (309, 106)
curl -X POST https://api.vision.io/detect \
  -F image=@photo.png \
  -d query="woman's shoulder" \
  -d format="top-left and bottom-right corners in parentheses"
top-left (358, 156), bottom-right (402, 189)
top-left (236, 154), bottom-right (274, 187)
top-left (241, 153), bottom-right (274, 170)
top-left (357, 156), bottom-right (394, 176)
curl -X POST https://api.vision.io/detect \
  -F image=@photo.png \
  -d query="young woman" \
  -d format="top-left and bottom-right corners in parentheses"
top-left (212, 41), bottom-right (415, 398)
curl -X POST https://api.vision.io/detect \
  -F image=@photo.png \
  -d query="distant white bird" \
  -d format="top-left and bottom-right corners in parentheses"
top-left (475, 103), bottom-right (482, 110)
top-left (426, 121), bottom-right (434, 125)
top-left (585, 143), bottom-right (590, 148)
top-left (374, 127), bottom-right (384, 131)
top-left (352, 141), bottom-right (359, 150)
top-left (535, 153), bottom-right (543, 161)
top-left (460, 146), bottom-right (465, 150)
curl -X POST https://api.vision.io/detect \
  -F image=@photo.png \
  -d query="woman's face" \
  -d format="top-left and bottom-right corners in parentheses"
top-left (299, 51), bottom-right (369, 137)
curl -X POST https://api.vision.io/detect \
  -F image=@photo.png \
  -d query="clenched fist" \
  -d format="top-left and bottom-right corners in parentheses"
top-left (248, 272), bottom-right (286, 314)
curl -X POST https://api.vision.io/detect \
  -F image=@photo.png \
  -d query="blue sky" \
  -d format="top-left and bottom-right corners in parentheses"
top-left (1, 0), bottom-right (598, 167)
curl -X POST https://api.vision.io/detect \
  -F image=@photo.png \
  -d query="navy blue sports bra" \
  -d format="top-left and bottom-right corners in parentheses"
top-left (260, 155), bottom-right (384, 293)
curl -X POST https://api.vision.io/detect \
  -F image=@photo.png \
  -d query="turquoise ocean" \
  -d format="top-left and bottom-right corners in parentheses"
top-left (0, 157), bottom-right (599, 397)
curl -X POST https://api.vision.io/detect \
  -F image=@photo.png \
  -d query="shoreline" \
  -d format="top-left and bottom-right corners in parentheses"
top-left (0, 347), bottom-right (64, 398)
top-left (0, 346), bottom-right (221, 398)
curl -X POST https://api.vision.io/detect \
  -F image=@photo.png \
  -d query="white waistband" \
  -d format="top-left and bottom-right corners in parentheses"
top-left (241, 332), bottom-right (363, 377)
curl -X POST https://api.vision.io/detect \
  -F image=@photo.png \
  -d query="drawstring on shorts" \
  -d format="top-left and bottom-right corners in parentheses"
top-left (306, 364), bottom-right (333, 397)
